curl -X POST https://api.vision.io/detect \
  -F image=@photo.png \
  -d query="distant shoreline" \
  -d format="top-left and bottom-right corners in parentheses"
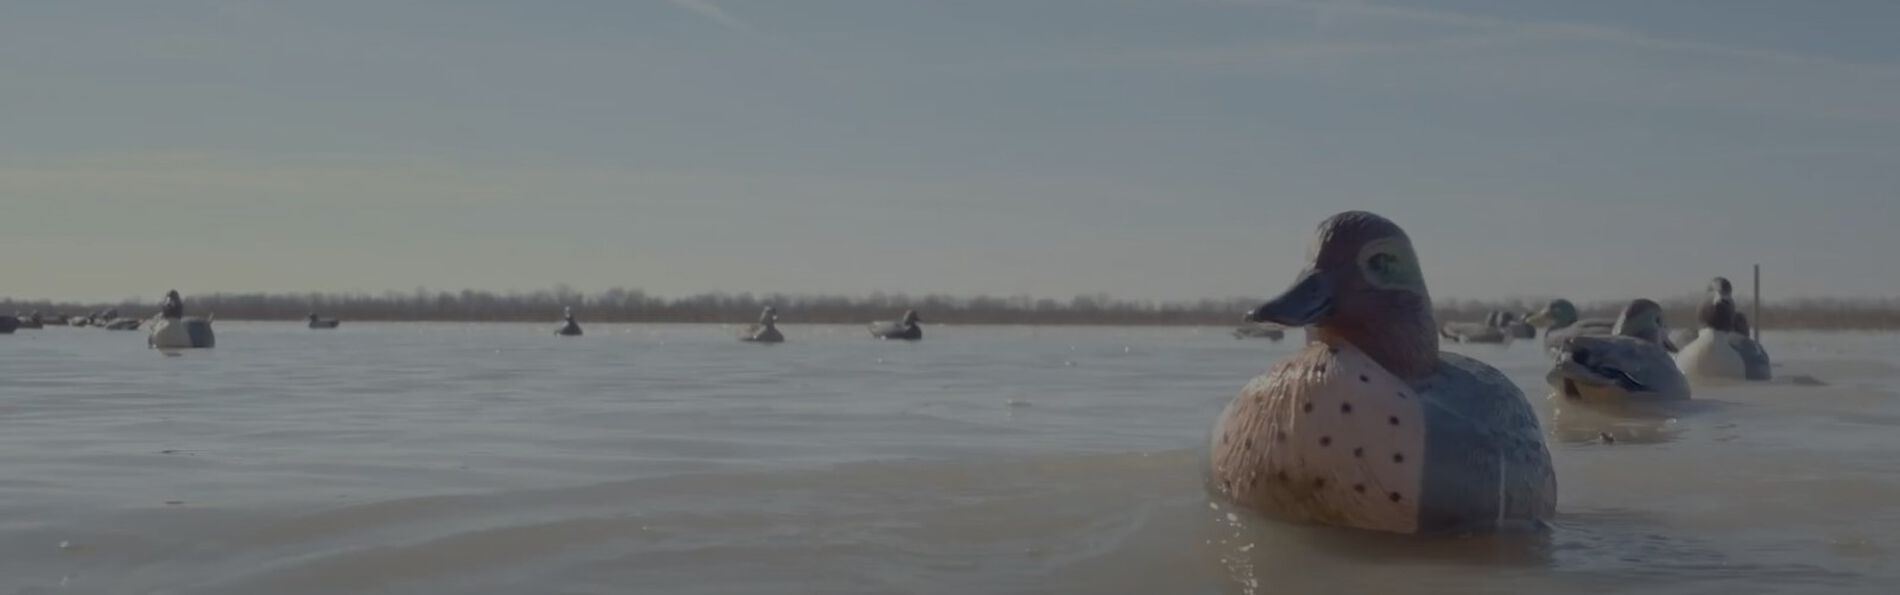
top-left (8, 289), bottom-right (1900, 330)
top-left (15, 317), bottom-right (1900, 332)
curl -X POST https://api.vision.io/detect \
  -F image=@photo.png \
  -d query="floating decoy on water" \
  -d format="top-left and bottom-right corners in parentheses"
top-left (868, 310), bottom-right (922, 341)
top-left (1440, 311), bottom-right (1509, 344)
top-left (147, 290), bottom-right (215, 349)
top-left (1498, 311), bottom-right (1536, 340)
top-left (556, 307), bottom-right (583, 337)
top-left (1676, 277), bottom-right (1771, 382)
top-left (740, 306), bottom-right (785, 343)
top-left (1233, 322), bottom-right (1286, 341)
top-left (1210, 211), bottom-right (1555, 535)
top-left (1547, 299), bottom-right (1691, 404)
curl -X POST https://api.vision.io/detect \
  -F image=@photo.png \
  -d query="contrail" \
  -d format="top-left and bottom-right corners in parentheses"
top-left (664, 0), bottom-right (753, 32)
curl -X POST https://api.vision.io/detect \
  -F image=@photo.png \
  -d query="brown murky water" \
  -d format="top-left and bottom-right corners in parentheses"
top-left (1, 324), bottom-right (1892, 594)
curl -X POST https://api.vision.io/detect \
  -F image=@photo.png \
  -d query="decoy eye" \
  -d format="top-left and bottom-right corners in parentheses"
top-left (1367, 253), bottom-right (1398, 275)
top-left (1355, 237), bottom-right (1422, 290)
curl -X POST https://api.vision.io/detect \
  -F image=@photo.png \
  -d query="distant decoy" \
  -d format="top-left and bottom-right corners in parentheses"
top-left (1232, 322), bottom-right (1286, 341)
top-left (1497, 311), bottom-right (1536, 340)
top-left (1440, 310), bottom-right (1509, 344)
top-left (868, 310), bottom-right (922, 341)
top-left (740, 306), bottom-right (785, 343)
top-left (147, 290), bottom-right (215, 348)
top-left (1676, 277), bottom-right (1771, 382)
top-left (1546, 299), bottom-right (1691, 403)
top-left (556, 307), bottom-right (583, 337)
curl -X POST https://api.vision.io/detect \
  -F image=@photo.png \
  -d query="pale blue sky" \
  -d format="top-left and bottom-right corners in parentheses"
top-left (4, 0), bottom-right (1896, 303)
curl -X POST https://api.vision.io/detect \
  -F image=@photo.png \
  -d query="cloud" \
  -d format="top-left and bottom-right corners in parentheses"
top-left (1204, 0), bottom-right (1900, 78)
top-left (1027, 0), bottom-right (1900, 123)
top-left (663, 0), bottom-right (753, 32)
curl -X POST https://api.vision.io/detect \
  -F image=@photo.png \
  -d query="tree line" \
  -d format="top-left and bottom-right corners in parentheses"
top-left (6, 288), bottom-right (1900, 329)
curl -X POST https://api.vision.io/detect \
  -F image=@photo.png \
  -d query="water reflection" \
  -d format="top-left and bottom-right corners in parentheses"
top-left (1548, 398), bottom-right (1687, 445)
top-left (1207, 499), bottom-right (1862, 594)
top-left (1207, 500), bottom-right (1557, 594)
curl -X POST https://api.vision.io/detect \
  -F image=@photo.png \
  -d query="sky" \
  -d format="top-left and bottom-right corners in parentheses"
top-left (3, 0), bottom-right (1897, 303)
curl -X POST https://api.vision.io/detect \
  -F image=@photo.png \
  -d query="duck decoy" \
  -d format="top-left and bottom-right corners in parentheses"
top-left (1233, 322), bottom-right (1287, 341)
top-left (556, 307), bottom-right (583, 337)
top-left (1676, 277), bottom-right (1771, 382)
top-left (1440, 310), bottom-right (1509, 344)
top-left (1210, 211), bottom-right (1556, 535)
top-left (1498, 311), bottom-right (1536, 340)
top-left (1546, 299), bottom-right (1690, 403)
top-left (740, 306), bottom-right (785, 343)
top-left (868, 310), bottom-right (922, 341)
top-left (147, 290), bottom-right (215, 348)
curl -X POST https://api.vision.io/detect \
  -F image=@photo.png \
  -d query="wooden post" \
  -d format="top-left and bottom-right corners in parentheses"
top-left (1753, 264), bottom-right (1761, 341)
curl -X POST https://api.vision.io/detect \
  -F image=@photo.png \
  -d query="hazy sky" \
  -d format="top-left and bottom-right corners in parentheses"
top-left (4, 0), bottom-right (1897, 303)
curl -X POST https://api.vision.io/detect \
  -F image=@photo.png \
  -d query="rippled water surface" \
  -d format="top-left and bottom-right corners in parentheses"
top-left (2, 323), bottom-right (1896, 594)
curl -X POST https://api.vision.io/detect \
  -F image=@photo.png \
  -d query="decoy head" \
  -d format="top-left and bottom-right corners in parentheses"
top-left (1526, 298), bottom-right (1580, 329)
top-left (1707, 277), bottom-right (1734, 300)
top-left (1698, 277), bottom-right (1739, 331)
top-left (1244, 211), bottom-right (1438, 379)
top-left (1611, 298), bottom-right (1667, 345)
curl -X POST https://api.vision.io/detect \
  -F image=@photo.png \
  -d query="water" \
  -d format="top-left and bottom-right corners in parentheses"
top-left (1, 323), bottom-right (1895, 594)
